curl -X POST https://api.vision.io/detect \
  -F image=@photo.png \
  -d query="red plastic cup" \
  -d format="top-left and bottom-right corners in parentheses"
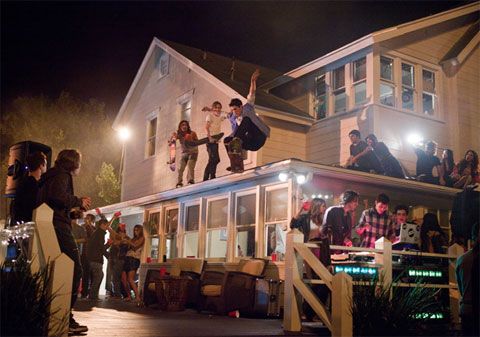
top-left (228, 310), bottom-right (240, 318)
top-left (159, 267), bottom-right (167, 276)
top-left (146, 257), bottom-right (152, 263)
top-left (271, 253), bottom-right (277, 262)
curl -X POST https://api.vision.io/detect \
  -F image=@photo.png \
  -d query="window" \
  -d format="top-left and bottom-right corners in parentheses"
top-left (265, 187), bottom-right (288, 261)
top-left (235, 193), bottom-right (256, 258)
top-left (352, 58), bottom-right (367, 104)
top-left (314, 75), bottom-right (327, 119)
top-left (183, 204), bottom-right (199, 257)
top-left (380, 56), bottom-right (394, 81)
top-left (180, 100), bottom-right (191, 122)
top-left (147, 211), bottom-right (160, 259)
top-left (206, 198), bottom-right (228, 258)
top-left (145, 117), bottom-right (157, 157)
top-left (401, 63), bottom-right (415, 111)
top-left (157, 49), bottom-right (169, 79)
top-left (422, 70), bottom-right (435, 115)
top-left (333, 66), bottom-right (346, 113)
top-left (164, 208), bottom-right (178, 259)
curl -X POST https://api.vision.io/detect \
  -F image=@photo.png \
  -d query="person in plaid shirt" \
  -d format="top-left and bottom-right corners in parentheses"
top-left (355, 193), bottom-right (395, 248)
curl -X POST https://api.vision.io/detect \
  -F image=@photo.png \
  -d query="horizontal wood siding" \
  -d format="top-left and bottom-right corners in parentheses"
top-left (257, 117), bottom-right (307, 165)
top-left (456, 46), bottom-right (480, 154)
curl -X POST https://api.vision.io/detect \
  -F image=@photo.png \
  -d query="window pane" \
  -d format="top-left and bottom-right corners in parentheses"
top-left (208, 199), bottom-right (228, 229)
top-left (147, 212), bottom-right (160, 236)
top-left (236, 226), bottom-right (255, 257)
top-left (423, 70), bottom-right (435, 93)
top-left (150, 237), bottom-right (159, 259)
top-left (181, 100), bottom-right (192, 121)
top-left (183, 232), bottom-right (198, 257)
top-left (402, 87), bottom-right (414, 110)
top-left (147, 138), bottom-right (156, 157)
top-left (423, 93), bottom-right (434, 115)
top-left (401, 63), bottom-right (414, 87)
top-left (334, 89), bottom-right (346, 112)
top-left (236, 194), bottom-right (256, 226)
top-left (353, 58), bottom-right (366, 82)
top-left (380, 83), bottom-right (395, 107)
top-left (315, 97), bottom-right (327, 119)
top-left (354, 81), bottom-right (367, 104)
top-left (266, 223), bottom-right (287, 261)
top-left (165, 208), bottom-right (178, 259)
top-left (380, 56), bottom-right (393, 81)
top-left (206, 229), bottom-right (227, 258)
top-left (185, 205), bottom-right (199, 231)
top-left (333, 66), bottom-right (345, 90)
top-left (266, 188), bottom-right (288, 222)
top-left (148, 118), bottom-right (157, 138)
top-left (315, 75), bottom-right (326, 96)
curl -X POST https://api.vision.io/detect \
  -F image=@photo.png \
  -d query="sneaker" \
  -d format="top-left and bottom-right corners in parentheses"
top-left (187, 180), bottom-right (195, 185)
top-left (176, 183), bottom-right (183, 188)
top-left (69, 317), bottom-right (88, 333)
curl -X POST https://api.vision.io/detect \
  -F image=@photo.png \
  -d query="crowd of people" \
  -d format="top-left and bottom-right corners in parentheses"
top-left (290, 191), bottom-right (449, 254)
top-left (345, 129), bottom-right (479, 189)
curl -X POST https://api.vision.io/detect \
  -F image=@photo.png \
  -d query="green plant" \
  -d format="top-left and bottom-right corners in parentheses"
top-left (1, 256), bottom-right (67, 337)
top-left (351, 275), bottom-right (445, 336)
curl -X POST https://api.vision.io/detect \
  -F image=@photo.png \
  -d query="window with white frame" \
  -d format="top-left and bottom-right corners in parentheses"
top-left (180, 99), bottom-right (192, 122)
top-left (147, 211), bottom-right (160, 259)
top-left (205, 198), bottom-right (228, 258)
top-left (401, 63), bottom-right (415, 111)
top-left (164, 208), bottom-right (178, 259)
top-left (157, 50), bottom-right (169, 79)
top-left (422, 69), bottom-right (436, 115)
top-left (352, 57), bottom-right (367, 105)
top-left (183, 204), bottom-right (199, 257)
top-left (264, 187), bottom-right (288, 261)
top-left (235, 193), bottom-right (256, 258)
top-left (145, 116), bottom-right (157, 157)
top-left (314, 74), bottom-right (327, 119)
top-left (333, 66), bottom-right (346, 113)
top-left (380, 56), bottom-right (395, 107)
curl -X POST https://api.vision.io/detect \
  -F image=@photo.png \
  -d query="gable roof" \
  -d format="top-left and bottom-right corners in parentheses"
top-left (113, 38), bottom-right (313, 129)
top-left (263, 1), bottom-right (479, 89)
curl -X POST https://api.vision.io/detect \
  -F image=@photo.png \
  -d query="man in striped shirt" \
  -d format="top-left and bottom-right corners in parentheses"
top-left (355, 193), bottom-right (395, 248)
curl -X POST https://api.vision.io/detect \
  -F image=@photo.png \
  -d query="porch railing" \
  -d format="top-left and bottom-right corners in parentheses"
top-left (283, 229), bottom-right (464, 336)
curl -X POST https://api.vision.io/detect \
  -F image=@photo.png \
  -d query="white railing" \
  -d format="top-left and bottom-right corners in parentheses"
top-left (283, 229), bottom-right (464, 336)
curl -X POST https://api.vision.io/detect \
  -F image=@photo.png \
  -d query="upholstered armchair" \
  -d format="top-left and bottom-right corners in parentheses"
top-left (199, 258), bottom-right (268, 315)
top-left (143, 258), bottom-right (205, 308)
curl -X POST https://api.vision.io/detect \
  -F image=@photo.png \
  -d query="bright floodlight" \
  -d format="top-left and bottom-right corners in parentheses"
top-left (296, 174), bottom-right (306, 185)
top-left (278, 172), bottom-right (289, 182)
top-left (407, 133), bottom-right (423, 146)
top-left (324, 195), bottom-right (329, 199)
top-left (118, 127), bottom-right (131, 141)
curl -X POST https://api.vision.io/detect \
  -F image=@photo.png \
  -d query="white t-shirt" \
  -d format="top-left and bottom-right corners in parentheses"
top-left (206, 113), bottom-right (226, 135)
top-left (308, 220), bottom-right (321, 241)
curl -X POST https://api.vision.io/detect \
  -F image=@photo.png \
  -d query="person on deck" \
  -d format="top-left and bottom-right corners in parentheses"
top-left (345, 130), bottom-right (383, 174)
top-left (414, 140), bottom-right (444, 185)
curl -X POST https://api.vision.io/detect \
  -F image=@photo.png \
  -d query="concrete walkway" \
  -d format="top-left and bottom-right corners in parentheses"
top-left (72, 296), bottom-right (328, 337)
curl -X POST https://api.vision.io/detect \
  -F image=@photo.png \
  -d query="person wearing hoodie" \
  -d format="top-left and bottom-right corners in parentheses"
top-left (38, 149), bottom-right (91, 334)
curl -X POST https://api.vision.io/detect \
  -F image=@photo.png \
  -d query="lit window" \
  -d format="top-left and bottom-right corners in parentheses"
top-left (180, 100), bottom-right (192, 122)
top-left (157, 49), bottom-right (169, 79)
top-left (147, 211), bottom-right (160, 260)
top-left (422, 70), bottom-right (435, 115)
top-left (235, 194), bottom-right (256, 258)
top-left (353, 58), bottom-right (367, 104)
top-left (401, 63), bottom-right (415, 111)
top-left (333, 66), bottom-right (346, 113)
top-left (145, 117), bottom-right (157, 157)
top-left (265, 187), bottom-right (288, 261)
top-left (206, 198), bottom-right (228, 258)
top-left (183, 204), bottom-right (199, 257)
top-left (314, 75), bottom-right (327, 119)
top-left (164, 208), bottom-right (178, 259)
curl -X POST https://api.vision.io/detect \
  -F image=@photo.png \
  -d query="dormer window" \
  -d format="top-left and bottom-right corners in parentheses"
top-left (314, 75), bottom-right (327, 119)
top-left (333, 65), bottom-right (346, 113)
top-left (353, 57), bottom-right (367, 104)
top-left (157, 49), bottom-right (169, 79)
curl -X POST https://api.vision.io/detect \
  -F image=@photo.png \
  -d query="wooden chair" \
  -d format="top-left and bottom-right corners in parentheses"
top-left (199, 258), bottom-right (268, 315)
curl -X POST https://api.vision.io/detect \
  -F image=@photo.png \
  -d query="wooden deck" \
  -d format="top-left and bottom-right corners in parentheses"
top-left (72, 296), bottom-right (327, 336)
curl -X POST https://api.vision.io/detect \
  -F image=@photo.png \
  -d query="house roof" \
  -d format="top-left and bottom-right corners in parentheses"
top-left (113, 38), bottom-right (313, 129)
top-left (263, 1), bottom-right (480, 89)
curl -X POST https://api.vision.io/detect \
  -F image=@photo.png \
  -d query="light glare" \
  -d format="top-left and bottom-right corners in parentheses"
top-left (118, 127), bottom-right (131, 141)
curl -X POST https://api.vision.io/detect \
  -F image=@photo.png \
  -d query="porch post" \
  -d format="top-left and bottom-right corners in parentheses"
top-left (332, 272), bottom-right (353, 337)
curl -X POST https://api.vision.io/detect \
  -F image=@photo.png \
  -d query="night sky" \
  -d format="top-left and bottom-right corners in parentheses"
top-left (1, 1), bottom-right (472, 115)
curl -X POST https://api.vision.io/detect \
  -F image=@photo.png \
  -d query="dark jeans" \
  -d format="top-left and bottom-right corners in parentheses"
top-left (105, 258), bottom-right (113, 293)
top-left (89, 262), bottom-right (104, 299)
top-left (203, 142), bottom-right (220, 181)
top-left (111, 258), bottom-right (124, 297)
top-left (225, 117), bottom-right (266, 151)
top-left (80, 253), bottom-right (90, 297)
top-left (54, 223), bottom-right (83, 310)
